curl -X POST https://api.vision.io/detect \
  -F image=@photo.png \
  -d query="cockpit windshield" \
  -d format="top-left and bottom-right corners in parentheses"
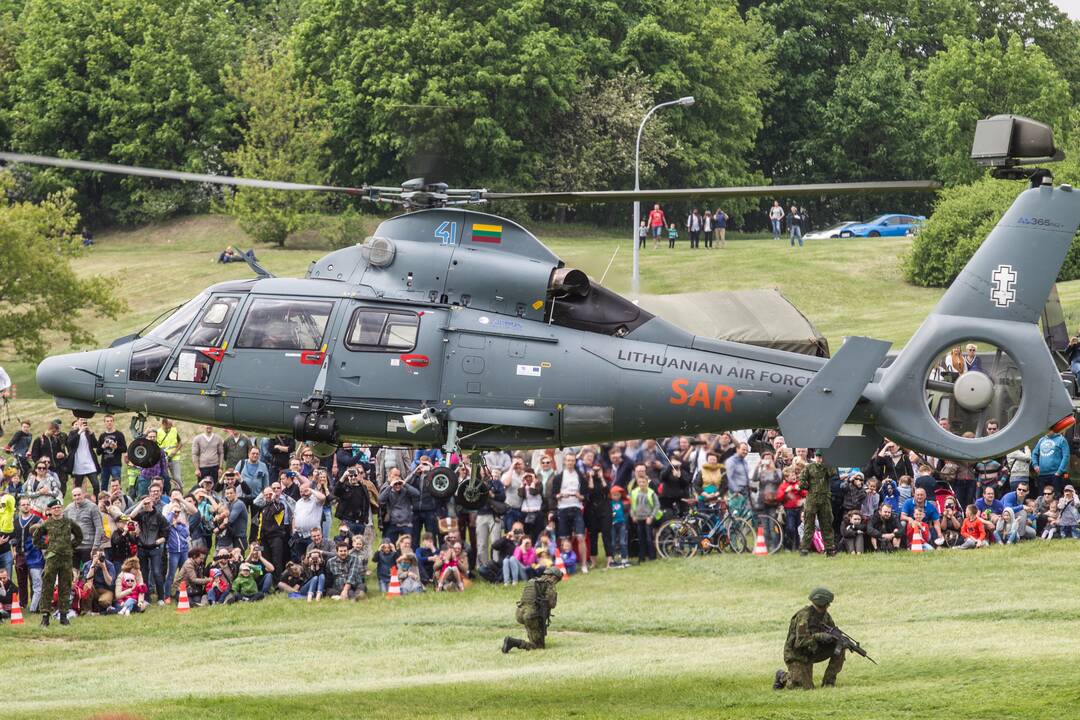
top-left (549, 279), bottom-right (653, 337)
top-left (144, 292), bottom-right (209, 344)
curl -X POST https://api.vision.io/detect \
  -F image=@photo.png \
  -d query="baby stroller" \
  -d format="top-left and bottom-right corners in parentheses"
top-left (933, 479), bottom-right (962, 546)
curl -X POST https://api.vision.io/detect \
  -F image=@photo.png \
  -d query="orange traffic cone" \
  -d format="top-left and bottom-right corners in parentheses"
top-left (753, 526), bottom-right (769, 556)
top-left (910, 525), bottom-right (925, 553)
top-left (554, 550), bottom-right (569, 579)
top-left (9, 591), bottom-right (23, 625)
top-left (176, 581), bottom-right (190, 613)
top-left (386, 565), bottom-right (402, 598)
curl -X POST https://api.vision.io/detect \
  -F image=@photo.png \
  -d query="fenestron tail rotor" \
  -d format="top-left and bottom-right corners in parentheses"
top-left (0, 151), bottom-right (941, 209)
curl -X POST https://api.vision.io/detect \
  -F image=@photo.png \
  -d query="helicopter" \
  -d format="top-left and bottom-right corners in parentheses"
top-left (4, 113), bottom-right (1077, 505)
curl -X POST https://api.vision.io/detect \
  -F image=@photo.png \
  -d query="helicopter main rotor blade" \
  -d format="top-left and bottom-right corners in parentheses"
top-left (0, 152), bottom-right (368, 196)
top-left (482, 180), bottom-right (941, 203)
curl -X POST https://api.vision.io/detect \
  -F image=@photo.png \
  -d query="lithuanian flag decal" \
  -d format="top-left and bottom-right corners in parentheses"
top-left (471, 223), bottom-right (503, 244)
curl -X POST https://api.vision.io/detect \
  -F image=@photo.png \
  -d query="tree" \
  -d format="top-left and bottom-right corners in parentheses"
top-left (920, 34), bottom-right (1072, 186)
top-left (223, 45), bottom-right (332, 247)
top-left (801, 39), bottom-right (932, 221)
top-left (7, 0), bottom-right (244, 224)
top-left (0, 173), bottom-right (123, 361)
top-left (974, 0), bottom-right (1080, 101)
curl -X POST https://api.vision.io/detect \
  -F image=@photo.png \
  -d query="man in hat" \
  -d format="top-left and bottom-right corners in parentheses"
top-left (30, 498), bottom-right (83, 626)
top-left (774, 587), bottom-right (845, 689)
top-left (502, 565), bottom-right (563, 653)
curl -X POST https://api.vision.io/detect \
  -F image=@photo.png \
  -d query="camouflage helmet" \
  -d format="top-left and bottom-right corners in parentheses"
top-left (543, 566), bottom-right (564, 580)
top-left (808, 587), bottom-right (834, 605)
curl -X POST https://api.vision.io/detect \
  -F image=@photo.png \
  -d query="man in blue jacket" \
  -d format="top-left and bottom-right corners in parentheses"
top-left (1031, 430), bottom-right (1069, 497)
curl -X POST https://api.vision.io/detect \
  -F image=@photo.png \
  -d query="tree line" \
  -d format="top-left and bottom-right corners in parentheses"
top-left (0, 0), bottom-right (1079, 274)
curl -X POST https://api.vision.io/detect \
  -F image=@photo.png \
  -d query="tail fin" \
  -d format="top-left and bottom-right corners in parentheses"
top-left (935, 180), bottom-right (1080, 323)
top-left (871, 181), bottom-right (1080, 461)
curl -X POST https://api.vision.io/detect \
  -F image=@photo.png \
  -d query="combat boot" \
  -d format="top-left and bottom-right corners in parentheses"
top-left (40, 613), bottom-right (49, 628)
top-left (59, 613), bottom-right (70, 626)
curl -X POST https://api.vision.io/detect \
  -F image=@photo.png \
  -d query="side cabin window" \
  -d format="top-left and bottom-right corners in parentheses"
top-left (236, 298), bottom-right (334, 350)
top-left (345, 309), bottom-right (419, 351)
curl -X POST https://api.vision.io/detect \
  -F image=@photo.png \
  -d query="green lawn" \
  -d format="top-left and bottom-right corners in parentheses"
top-left (5, 542), bottom-right (1080, 719)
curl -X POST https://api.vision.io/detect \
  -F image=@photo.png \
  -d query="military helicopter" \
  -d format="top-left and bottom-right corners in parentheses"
top-left (4, 114), bottom-right (1076, 504)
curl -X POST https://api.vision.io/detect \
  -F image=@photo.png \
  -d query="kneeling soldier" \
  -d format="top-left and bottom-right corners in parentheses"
top-left (502, 566), bottom-right (562, 652)
top-left (774, 587), bottom-right (845, 689)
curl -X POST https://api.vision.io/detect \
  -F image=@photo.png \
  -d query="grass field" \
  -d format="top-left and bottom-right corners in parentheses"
top-left (5, 542), bottom-right (1080, 719)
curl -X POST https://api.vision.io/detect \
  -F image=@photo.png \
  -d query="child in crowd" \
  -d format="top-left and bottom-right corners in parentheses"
top-left (959, 504), bottom-right (988, 548)
top-left (206, 567), bottom-right (231, 605)
top-left (667, 223), bottom-right (678, 249)
top-left (536, 530), bottom-right (557, 558)
top-left (397, 552), bottom-right (423, 595)
top-left (232, 563), bottom-right (265, 602)
top-left (1041, 502), bottom-right (1059, 539)
top-left (533, 545), bottom-right (553, 572)
top-left (350, 534), bottom-right (369, 568)
top-left (435, 542), bottom-right (466, 592)
top-left (558, 538), bottom-right (578, 575)
top-left (115, 557), bottom-right (148, 615)
top-left (638, 221), bottom-right (647, 248)
top-left (905, 507), bottom-right (932, 551)
top-left (375, 539), bottom-right (397, 594)
top-left (610, 485), bottom-right (629, 568)
top-left (897, 475), bottom-right (914, 503)
top-left (417, 532), bottom-right (437, 584)
top-left (777, 468), bottom-right (805, 552)
top-left (840, 510), bottom-right (867, 554)
top-left (1057, 485), bottom-right (1079, 538)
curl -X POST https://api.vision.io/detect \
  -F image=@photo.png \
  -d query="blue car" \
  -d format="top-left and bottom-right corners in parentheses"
top-left (839, 214), bottom-right (926, 238)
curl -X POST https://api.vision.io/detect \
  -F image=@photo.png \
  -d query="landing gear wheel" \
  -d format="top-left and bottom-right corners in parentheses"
top-left (424, 466), bottom-right (458, 499)
top-left (127, 438), bottom-right (161, 468)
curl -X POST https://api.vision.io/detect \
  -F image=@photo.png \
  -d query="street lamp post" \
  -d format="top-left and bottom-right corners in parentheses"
top-left (632, 95), bottom-right (694, 296)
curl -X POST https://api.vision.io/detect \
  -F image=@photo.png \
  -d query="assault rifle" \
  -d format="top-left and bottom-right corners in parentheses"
top-left (824, 625), bottom-right (877, 665)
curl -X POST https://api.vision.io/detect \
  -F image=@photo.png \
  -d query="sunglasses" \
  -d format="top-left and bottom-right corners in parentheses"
top-left (1044, 491), bottom-right (1055, 496)
top-left (35, 465), bottom-right (46, 469)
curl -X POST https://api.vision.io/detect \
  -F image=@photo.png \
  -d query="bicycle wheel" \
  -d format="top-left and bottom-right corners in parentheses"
top-left (656, 519), bottom-right (699, 559)
top-left (750, 513), bottom-right (785, 554)
top-left (727, 516), bottom-right (755, 553)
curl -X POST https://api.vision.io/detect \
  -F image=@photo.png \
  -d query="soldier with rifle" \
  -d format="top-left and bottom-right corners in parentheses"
top-left (774, 587), bottom-right (875, 689)
top-left (502, 566), bottom-right (562, 652)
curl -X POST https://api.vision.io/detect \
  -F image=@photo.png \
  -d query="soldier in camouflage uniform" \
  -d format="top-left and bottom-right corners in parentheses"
top-left (30, 498), bottom-right (83, 627)
top-left (799, 458), bottom-right (836, 556)
top-left (502, 566), bottom-right (562, 652)
top-left (774, 587), bottom-right (845, 689)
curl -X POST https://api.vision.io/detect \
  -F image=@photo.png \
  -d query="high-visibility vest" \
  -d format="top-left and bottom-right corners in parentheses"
top-left (158, 426), bottom-right (180, 457)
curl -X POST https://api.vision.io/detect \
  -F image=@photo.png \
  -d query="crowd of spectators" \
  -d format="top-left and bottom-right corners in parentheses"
top-left (0, 411), bottom-right (1075, 622)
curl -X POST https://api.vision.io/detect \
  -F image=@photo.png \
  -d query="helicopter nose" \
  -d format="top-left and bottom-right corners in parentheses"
top-left (36, 350), bottom-right (104, 403)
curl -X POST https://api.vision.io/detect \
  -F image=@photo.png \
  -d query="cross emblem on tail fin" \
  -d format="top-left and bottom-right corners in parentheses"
top-left (990, 264), bottom-right (1017, 308)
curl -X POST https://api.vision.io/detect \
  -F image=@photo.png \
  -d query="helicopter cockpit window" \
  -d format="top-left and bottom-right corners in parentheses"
top-left (145, 292), bottom-right (209, 344)
top-left (236, 298), bottom-right (334, 350)
top-left (186, 297), bottom-right (239, 348)
top-left (129, 341), bottom-right (172, 383)
top-left (345, 309), bottom-right (419, 352)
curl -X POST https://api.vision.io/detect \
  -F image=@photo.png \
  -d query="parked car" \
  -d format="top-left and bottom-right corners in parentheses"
top-left (803, 221), bottom-right (860, 240)
top-left (838, 214), bottom-right (925, 237)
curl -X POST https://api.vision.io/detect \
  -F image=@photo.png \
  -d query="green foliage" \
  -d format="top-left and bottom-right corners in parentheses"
top-left (974, 0), bottom-right (1080, 101)
top-left (6, 0), bottom-right (244, 224)
top-left (903, 177), bottom-right (1022, 286)
top-left (921, 34), bottom-right (1072, 186)
top-left (223, 44), bottom-right (332, 247)
top-left (0, 172), bottom-right (123, 361)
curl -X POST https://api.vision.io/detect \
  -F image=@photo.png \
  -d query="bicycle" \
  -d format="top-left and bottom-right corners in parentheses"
top-left (727, 494), bottom-right (785, 554)
top-left (655, 500), bottom-right (752, 558)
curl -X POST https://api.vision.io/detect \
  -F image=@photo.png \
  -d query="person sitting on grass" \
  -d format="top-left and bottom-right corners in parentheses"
top-left (435, 542), bottom-right (467, 592)
top-left (975, 486), bottom-right (1005, 543)
top-left (1056, 485), bottom-right (1080, 539)
top-left (840, 510), bottom-right (867, 554)
top-left (940, 498), bottom-right (963, 547)
top-left (868, 503), bottom-right (902, 552)
top-left (172, 547), bottom-right (210, 605)
top-left (277, 561), bottom-right (306, 597)
top-left (905, 507), bottom-right (932, 551)
top-left (558, 537), bottom-right (578, 575)
top-left (300, 550), bottom-right (326, 601)
top-left (232, 562), bottom-right (265, 602)
top-left (1006, 498), bottom-right (1038, 544)
top-left (244, 543), bottom-right (275, 595)
top-left (397, 552), bottom-right (423, 594)
top-left (326, 542), bottom-right (366, 600)
top-left (1041, 502), bottom-right (1060, 539)
top-left (115, 556), bottom-right (148, 615)
top-left (958, 504), bottom-right (988, 548)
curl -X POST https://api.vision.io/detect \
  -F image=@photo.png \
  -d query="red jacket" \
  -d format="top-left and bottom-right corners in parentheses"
top-left (905, 520), bottom-right (930, 546)
top-left (960, 517), bottom-right (986, 542)
top-left (777, 479), bottom-right (806, 510)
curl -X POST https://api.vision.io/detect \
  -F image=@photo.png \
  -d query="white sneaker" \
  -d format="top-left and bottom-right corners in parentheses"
top-left (581, 565), bottom-right (589, 574)
top-left (157, 600), bottom-right (165, 606)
